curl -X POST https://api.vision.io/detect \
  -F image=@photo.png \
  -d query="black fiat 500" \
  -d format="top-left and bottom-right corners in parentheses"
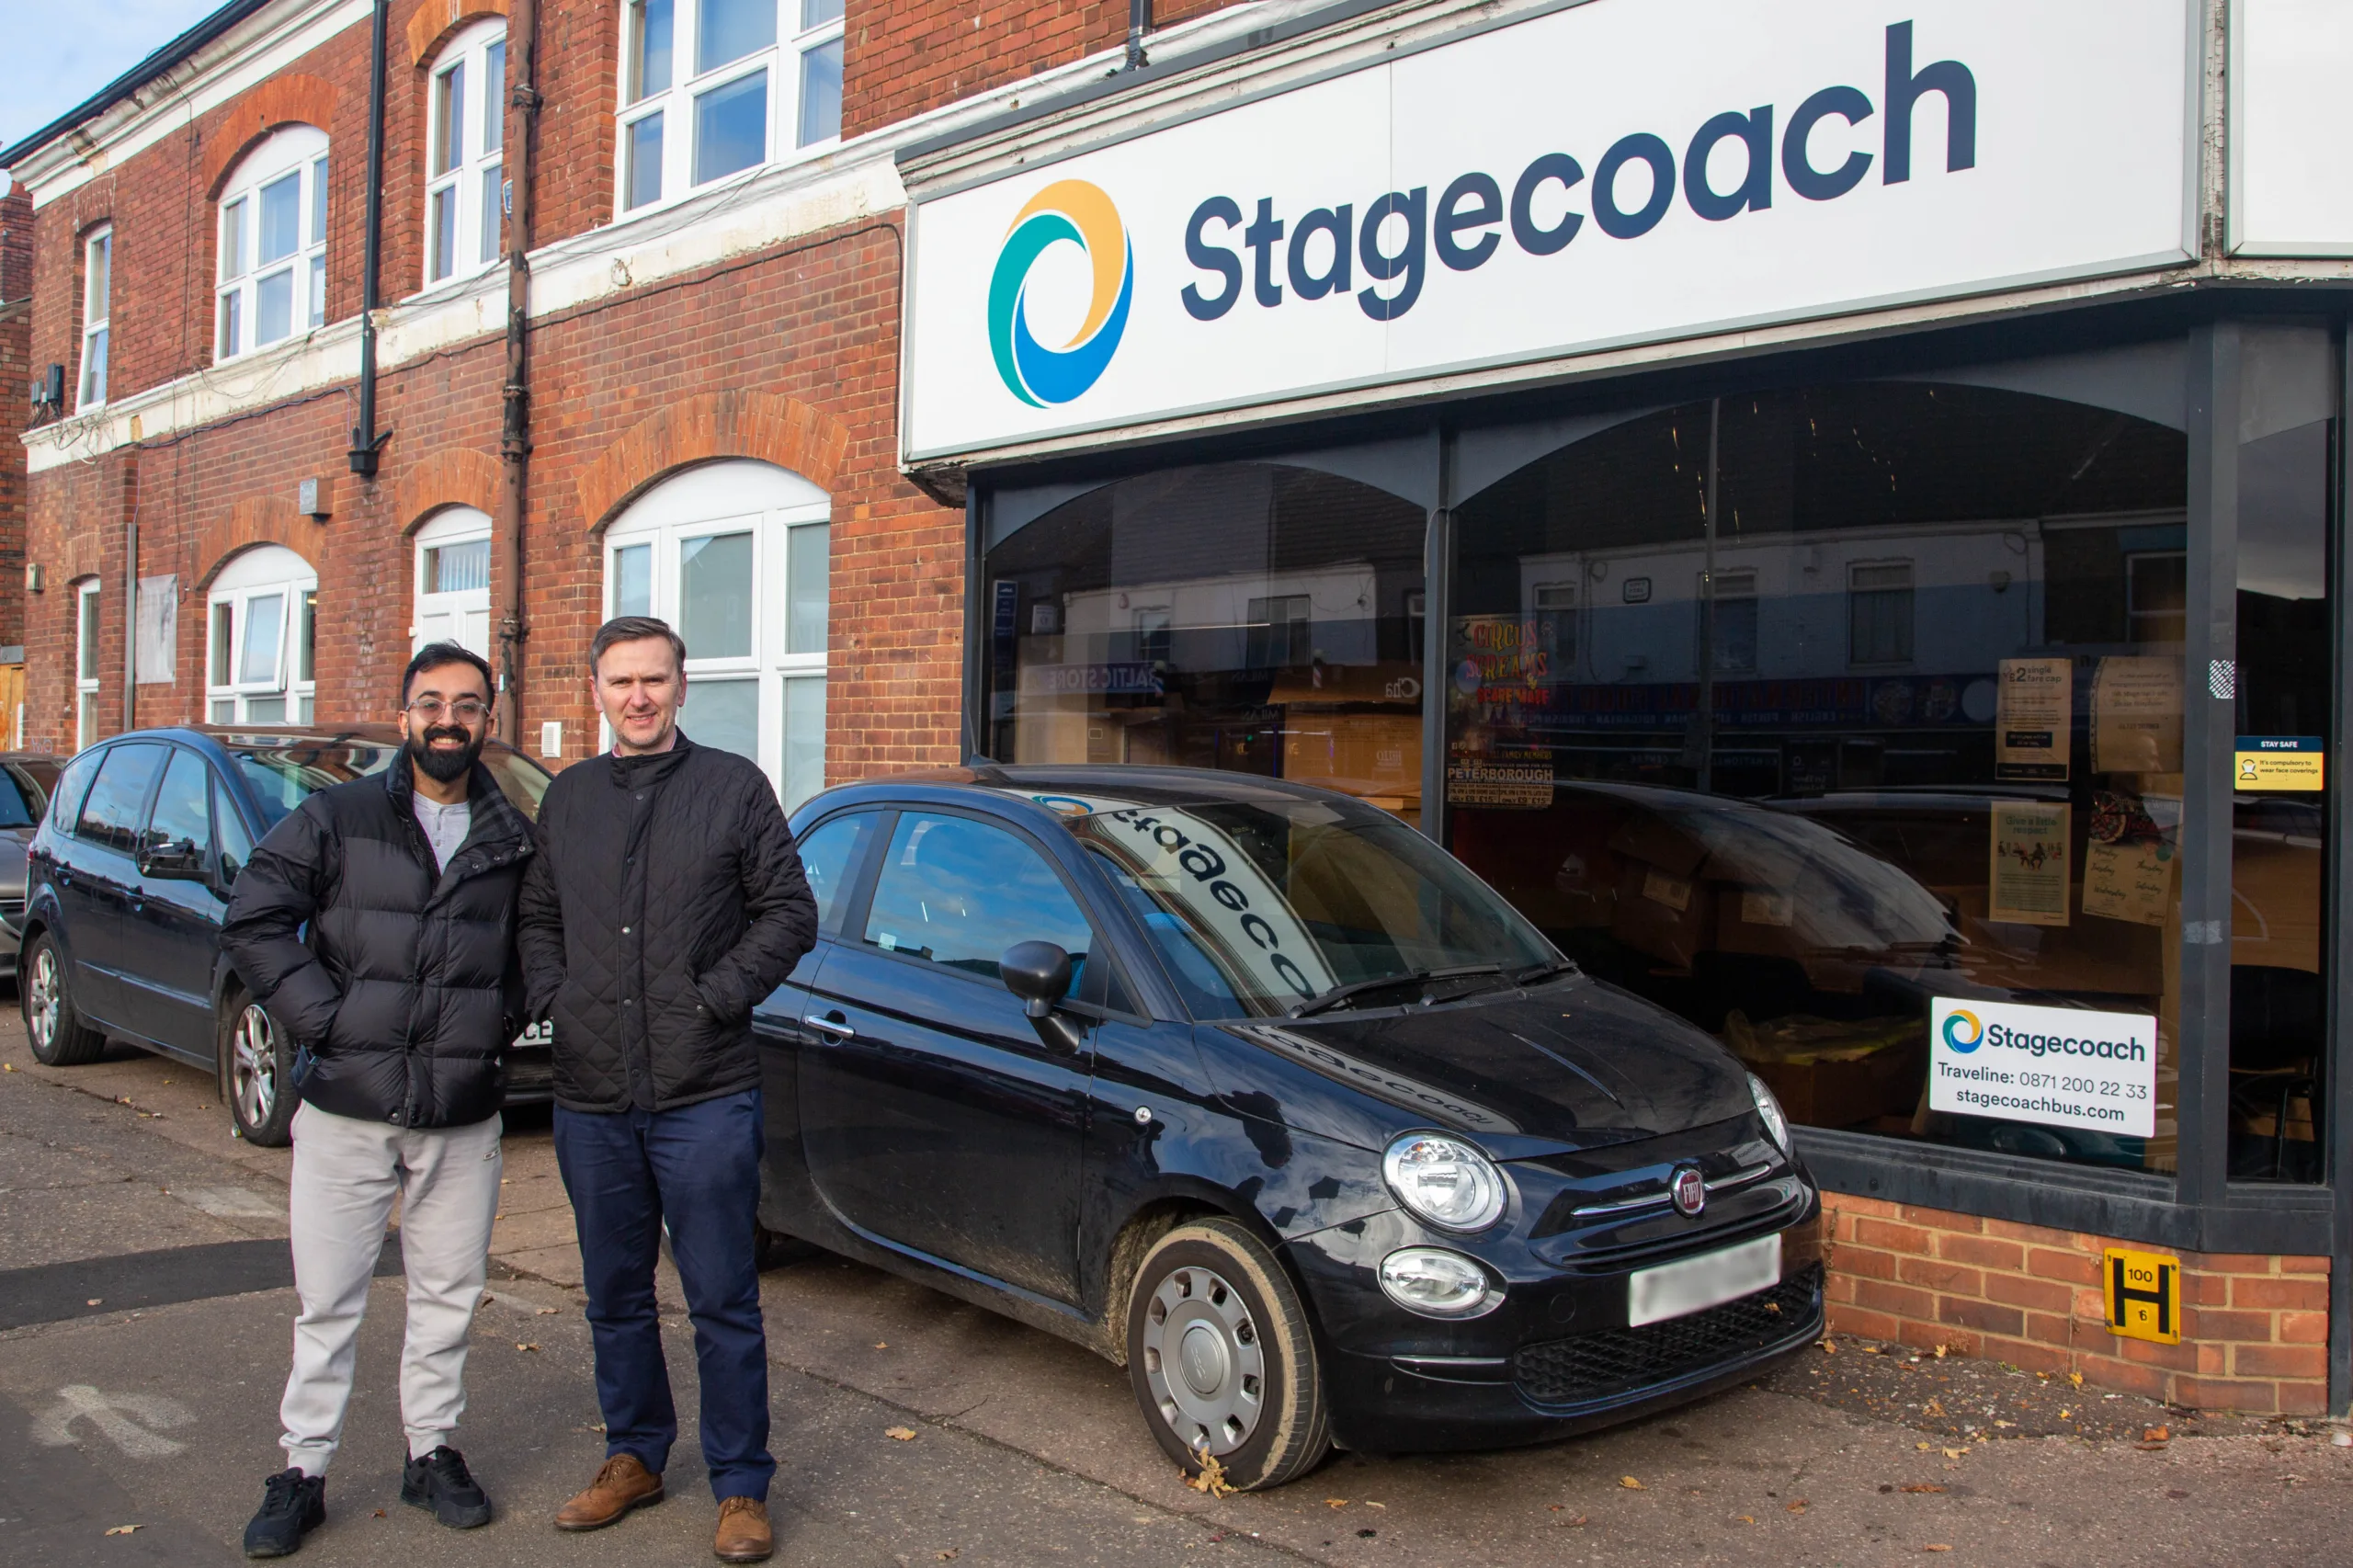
top-left (756, 765), bottom-right (1821, 1490)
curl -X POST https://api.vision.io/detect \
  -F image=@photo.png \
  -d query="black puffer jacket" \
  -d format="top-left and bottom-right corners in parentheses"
top-left (220, 761), bottom-right (536, 1128)
top-left (517, 733), bottom-right (816, 1113)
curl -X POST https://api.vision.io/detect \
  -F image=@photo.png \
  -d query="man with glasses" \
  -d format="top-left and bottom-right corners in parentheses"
top-left (222, 643), bottom-right (536, 1557)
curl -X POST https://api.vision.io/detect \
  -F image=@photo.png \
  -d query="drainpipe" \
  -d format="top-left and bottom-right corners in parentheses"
top-left (347, 0), bottom-right (391, 476)
top-left (494, 0), bottom-right (540, 747)
top-left (1122, 0), bottom-right (1153, 70)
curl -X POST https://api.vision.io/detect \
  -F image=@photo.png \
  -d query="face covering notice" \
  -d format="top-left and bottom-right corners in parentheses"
top-left (1929, 997), bottom-right (2157, 1138)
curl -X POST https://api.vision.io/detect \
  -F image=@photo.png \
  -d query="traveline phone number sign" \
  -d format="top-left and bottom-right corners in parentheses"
top-left (904, 0), bottom-right (2197, 459)
top-left (1929, 998), bottom-right (2158, 1138)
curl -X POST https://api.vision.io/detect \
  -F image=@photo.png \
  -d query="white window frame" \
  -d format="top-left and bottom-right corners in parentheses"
top-left (216, 125), bottom-right (330, 362)
top-left (424, 19), bottom-right (508, 290)
top-left (614, 0), bottom-right (844, 220)
top-left (78, 227), bottom-right (112, 410)
top-left (207, 548), bottom-right (320, 725)
top-left (413, 506), bottom-right (494, 656)
top-left (74, 580), bottom-right (102, 752)
top-left (601, 460), bottom-right (830, 805)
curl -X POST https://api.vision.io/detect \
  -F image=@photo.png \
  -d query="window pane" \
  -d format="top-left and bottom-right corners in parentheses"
top-left (801, 0), bottom-right (843, 28)
top-left (310, 256), bottom-right (326, 327)
top-left (430, 185), bottom-right (457, 282)
top-left (80, 327), bottom-right (108, 406)
top-left (216, 778), bottom-right (255, 880)
top-left (247, 697), bottom-right (289, 723)
top-left (258, 171), bottom-right (301, 263)
top-left (794, 811), bottom-right (869, 933)
top-left (630, 0), bottom-right (673, 100)
top-left (782, 674), bottom-right (824, 810)
top-left (145, 750), bottom-right (215, 862)
top-left (678, 530), bottom-right (754, 657)
top-left (483, 40), bottom-right (506, 153)
top-left (797, 38), bottom-right (841, 146)
top-left (210, 602), bottom-right (233, 686)
top-left (698, 0), bottom-right (776, 73)
top-left (863, 812), bottom-right (1093, 984)
top-left (788, 521), bottom-right (828, 654)
top-left (79, 591), bottom-right (101, 681)
top-left (436, 60), bottom-right (466, 176)
top-left (210, 699), bottom-right (235, 722)
top-left (86, 233), bottom-right (110, 318)
top-left (219, 290), bottom-right (242, 358)
top-left (426, 539), bottom-right (492, 594)
top-left (612, 543), bottom-right (653, 618)
top-left (256, 268), bottom-right (293, 345)
top-left (694, 69), bottom-right (767, 185)
top-left (297, 590), bottom-right (317, 683)
top-left (76, 744), bottom-right (165, 854)
top-left (240, 593), bottom-right (286, 687)
top-left (687, 676), bottom-right (758, 761)
top-left (625, 112), bottom-right (665, 210)
top-left (480, 165), bottom-right (504, 264)
top-left (311, 156), bottom-right (329, 244)
top-left (220, 199), bottom-right (245, 279)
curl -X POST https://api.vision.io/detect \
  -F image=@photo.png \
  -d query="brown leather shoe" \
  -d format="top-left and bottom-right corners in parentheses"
top-left (713, 1496), bottom-right (774, 1562)
top-left (552, 1454), bottom-right (665, 1531)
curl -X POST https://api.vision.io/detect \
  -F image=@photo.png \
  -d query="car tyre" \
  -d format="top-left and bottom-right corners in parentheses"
top-left (755, 1223), bottom-right (820, 1271)
top-left (22, 933), bottom-right (107, 1066)
top-left (1124, 1217), bottom-right (1330, 1492)
top-left (221, 991), bottom-right (297, 1148)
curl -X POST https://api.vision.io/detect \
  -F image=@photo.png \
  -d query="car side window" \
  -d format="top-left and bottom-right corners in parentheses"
top-left (143, 750), bottom-right (216, 869)
top-left (48, 750), bottom-right (101, 830)
top-left (863, 812), bottom-right (1095, 990)
top-left (795, 812), bottom-right (874, 937)
top-left (215, 778), bottom-right (256, 885)
top-left (74, 743), bottom-right (165, 856)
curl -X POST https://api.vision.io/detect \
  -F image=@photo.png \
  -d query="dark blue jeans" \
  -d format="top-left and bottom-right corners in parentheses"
top-left (552, 1089), bottom-right (773, 1502)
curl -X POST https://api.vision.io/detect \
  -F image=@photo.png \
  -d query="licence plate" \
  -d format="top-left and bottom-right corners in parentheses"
top-left (1627, 1233), bottom-right (1782, 1327)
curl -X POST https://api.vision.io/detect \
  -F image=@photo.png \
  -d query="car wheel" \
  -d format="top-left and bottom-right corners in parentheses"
top-left (22, 934), bottom-right (106, 1066)
top-left (221, 993), bottom-right (297, 1147)
top-left (1124, 1217), bottom-right (1330, 1492)
top-left (755, 1223), bottom-right (820, 1270)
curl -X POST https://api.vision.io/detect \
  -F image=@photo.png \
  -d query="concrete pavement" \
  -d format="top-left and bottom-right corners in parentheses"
top-left (5, 1013), bottom-right (2351, 1566)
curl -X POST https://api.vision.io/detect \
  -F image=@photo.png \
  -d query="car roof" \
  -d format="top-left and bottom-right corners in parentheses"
top-left (96, 723), bottom-right (531, 758)
top-left (809, 762), bottom-right (1381, 821)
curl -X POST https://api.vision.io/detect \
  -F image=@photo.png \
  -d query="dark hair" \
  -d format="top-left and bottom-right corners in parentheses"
top-left (401, 642), bottom-right (495, 707)
top-left (590, 615), bottom-right (688, 676)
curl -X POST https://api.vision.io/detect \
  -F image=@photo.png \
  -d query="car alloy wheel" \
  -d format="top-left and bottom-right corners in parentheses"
top-left (26, 945), bottom-right (60, 1052)
top-left (22, 935), bottom-right (106, 1066)
top-left (223, 999), bottom-right (295, 1147)
top-left (1124, 1218), bottom-right (1329, 1491)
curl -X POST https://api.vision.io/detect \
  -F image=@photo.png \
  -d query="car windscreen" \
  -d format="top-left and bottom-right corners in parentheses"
top-left (1060, 794), bottom-right (1555, 1018)
top-left (230, 742), bottom-right (550, 828)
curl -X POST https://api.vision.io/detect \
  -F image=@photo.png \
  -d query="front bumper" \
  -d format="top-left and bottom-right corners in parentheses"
top-left (502, 1044), bottom-right (554, 1106)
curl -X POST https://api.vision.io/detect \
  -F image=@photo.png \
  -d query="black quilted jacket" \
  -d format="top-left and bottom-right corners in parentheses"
top-left (517, 733), bottom-right (817, 1113)
top-left (220, 761), bottom-right (536, 1129)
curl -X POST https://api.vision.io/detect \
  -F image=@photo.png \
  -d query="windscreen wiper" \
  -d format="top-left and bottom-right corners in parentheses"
top-left (1508, 958), bottom-right (1580, 985)
top-left (1290, 964), bottom-right (1504, 1018)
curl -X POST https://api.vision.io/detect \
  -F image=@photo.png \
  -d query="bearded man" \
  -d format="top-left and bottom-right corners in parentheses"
top-left (221, 642), bottom-right (536, 1558)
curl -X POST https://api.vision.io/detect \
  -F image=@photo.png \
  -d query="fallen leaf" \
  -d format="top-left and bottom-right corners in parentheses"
top-left (516, 1343), bottom-right (540, 1352)
top-left (1619, 1476), bottom-right (1645, 1490)
top-left (1934, 1345), bottom-right (1949, 1358)
top-left (1942, 1448), bottom-right (1964, 1460)
top-left (1184, 1449), bottom-right (1233, 1498)
top-left (1735, 1515), bottom-right (1756, 1525)
top-left (886, 1426), bottom-right (918, 1441)
top-left (1558, 1514), bottom-right (1588, 1527)
top-left (2143, 1426), bottom-right (2169, 1443)
top-left (372, 1509), bottom-right (386, 1518)
top-left (1925, 1547), bottom-right (1952, 1554)
top-left (1818, 1337), bottom-right (1838, 1355)
top-left (1901, 1484), bottom-right (1947, 1494)
top-left (1324, 1499), bottom-right (1348, 1508)
top-left (1363, 1502), bottom-right (1385, 1509)
top-left (1786, 1499), bottom-right (1809, 1515)
top-left (578, 1424), bottom-right (607, 1434)
top-left (875, 1342), bottom-right (889, 1349)
top-left (1923, 1398), bottom-right (1946, 1417)
top-left (2068, 1371), bottom-right (2085, 1388)
top-left (1915, 1442), bottom-right (1933, 1451)
top-left (2059, 1409), bottom-right (2072, 1419)
top-left (537, 1306), bottom-right (560, 1315)
top-left (86, 1299), bottom-right (103, 1308)
top-left (104, 1526), bottom-right (142, 1536)
top-left (3, 1062), bottom-right (17, 1071)
top-left (938, 1551), bottom-right (960, 1562)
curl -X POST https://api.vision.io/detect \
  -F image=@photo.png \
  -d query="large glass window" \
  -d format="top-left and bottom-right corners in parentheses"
top-left (982, 464), bottom-right (1431, 827)
top-left (78, 228), bottom-right (111, 409)
top-left (216, 126), bottom-right (328, 359)
top-left (414, 506), bottom-right (494, 656)
top-left (208, 546), bottom-right (320, 724)
top-left (615, 0), bottom-right (843, 216)
top-left (424, 20), bottom-right (507, 289)
top-left (74, 580), bottom-right (102, 752)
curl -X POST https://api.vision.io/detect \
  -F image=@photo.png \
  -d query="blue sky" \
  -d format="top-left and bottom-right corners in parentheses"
top-left (0, 0), bottom-right (226, 173)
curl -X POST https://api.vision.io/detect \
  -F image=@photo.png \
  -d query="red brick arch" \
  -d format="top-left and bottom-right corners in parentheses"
top-left (575, 392), bottom-right (849, 532)
top-left (202, 74), bottom-right (340, 199)
top-left (407, 0), bottom-right (511, 67)
top-left (196, 496), bottom-right (324, 589)
top-left (399, 448), bottom-right (504, 535)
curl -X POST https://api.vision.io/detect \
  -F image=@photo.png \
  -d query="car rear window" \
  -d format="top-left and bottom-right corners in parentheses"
top-left (0, 768), bottom-right (40, 828)
top-left (229, 741), bottom-right (550, 828)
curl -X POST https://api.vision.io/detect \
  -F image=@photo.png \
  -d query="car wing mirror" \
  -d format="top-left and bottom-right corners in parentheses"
top-left (1001, 940), bottom-right (1084, 1054)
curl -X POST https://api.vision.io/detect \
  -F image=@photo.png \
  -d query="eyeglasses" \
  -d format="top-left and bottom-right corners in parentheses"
top-left (407, 698), bottom-right (490, 723)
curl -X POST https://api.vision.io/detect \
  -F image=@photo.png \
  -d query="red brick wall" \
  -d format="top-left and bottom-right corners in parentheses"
top-left (1, 187), bottom-right (30, 651)
top-left (1820, 1193), bottom-right (2331, 1416)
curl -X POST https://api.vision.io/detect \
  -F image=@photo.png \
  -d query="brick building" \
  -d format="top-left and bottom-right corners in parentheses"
top-left (6, 0), bottom-right (2351, 1419)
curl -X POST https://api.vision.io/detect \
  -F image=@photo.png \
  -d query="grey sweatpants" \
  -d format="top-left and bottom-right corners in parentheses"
top-left (279, 1101), bottom-right (503, 1474)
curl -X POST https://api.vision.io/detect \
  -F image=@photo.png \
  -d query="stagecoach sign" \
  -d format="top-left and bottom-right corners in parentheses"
top-left (1928, 996), bottom-right (2159, 1139)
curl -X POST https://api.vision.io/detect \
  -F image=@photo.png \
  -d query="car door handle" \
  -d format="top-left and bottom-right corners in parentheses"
top-left (805, 1012), bottom-right (856, 1041)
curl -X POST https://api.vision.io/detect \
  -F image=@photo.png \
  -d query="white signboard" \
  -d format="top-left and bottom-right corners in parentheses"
top-left (1928, 996), bottom-right (2157, 1139)
top-left (2228, 0), bottom-right (2353, 255)
top-left (904, 0), bottom-right (2197, 460)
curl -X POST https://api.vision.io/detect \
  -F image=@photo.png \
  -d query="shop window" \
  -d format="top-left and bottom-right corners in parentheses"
top-left (615, 0), bottom-right (843, 217)
top-left (600, 459), bottom-right (830, 806)
top-left (78, 227), bottom-right (111, 409)
top-left (216, 126), bottom-right (329, 360)
top-left (2126, 551), bottom-right (2188, 644)
top-left (74, 580), bottom-right (101, 752)
top-left (982, 463), bottom-right (1429, 826)
top-left (413, 506), bottom-right (494, 656)
top-left (425, 20), bottom-right (507, 289)
top-left (1449, 379), bottom-right (2194, 1176)
top-left (208, 546), bottom-right (319, 724)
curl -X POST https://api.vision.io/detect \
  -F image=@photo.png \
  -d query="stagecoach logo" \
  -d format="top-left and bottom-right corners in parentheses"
top-left (987, 179), bottom-right (1134, 407)
top-left (1670, 1165), bottom-right (1707, 1218)
top-left (1941, 1008), bottom-right (1985, 1054)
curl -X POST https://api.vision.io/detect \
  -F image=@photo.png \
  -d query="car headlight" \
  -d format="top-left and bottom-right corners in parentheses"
top-left (1382, 1132), bottom-right (1507, 1232)
top-left (1749, 1073), bottom-right (1790, 1154)
top-left (1379, 1247), bottom-right (1503, 1318)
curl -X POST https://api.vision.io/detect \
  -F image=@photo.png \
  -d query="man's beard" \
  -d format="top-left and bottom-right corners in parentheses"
top-left (409, 724), bottom-right (483, 784)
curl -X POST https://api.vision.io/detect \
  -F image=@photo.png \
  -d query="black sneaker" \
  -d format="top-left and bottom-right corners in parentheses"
top-left (243, 1468), bottom-right (325, 1558)
top-left (402, 1445), bottom-right (494, 1529)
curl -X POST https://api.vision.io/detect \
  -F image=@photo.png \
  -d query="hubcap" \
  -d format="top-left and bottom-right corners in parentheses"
top-left (1141, 1264), bottom-right (1264, 1457)
top-left (27, 948), bottom-right (59, 1052)
top-left (232, 1005), bottom-right (278, 1129)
